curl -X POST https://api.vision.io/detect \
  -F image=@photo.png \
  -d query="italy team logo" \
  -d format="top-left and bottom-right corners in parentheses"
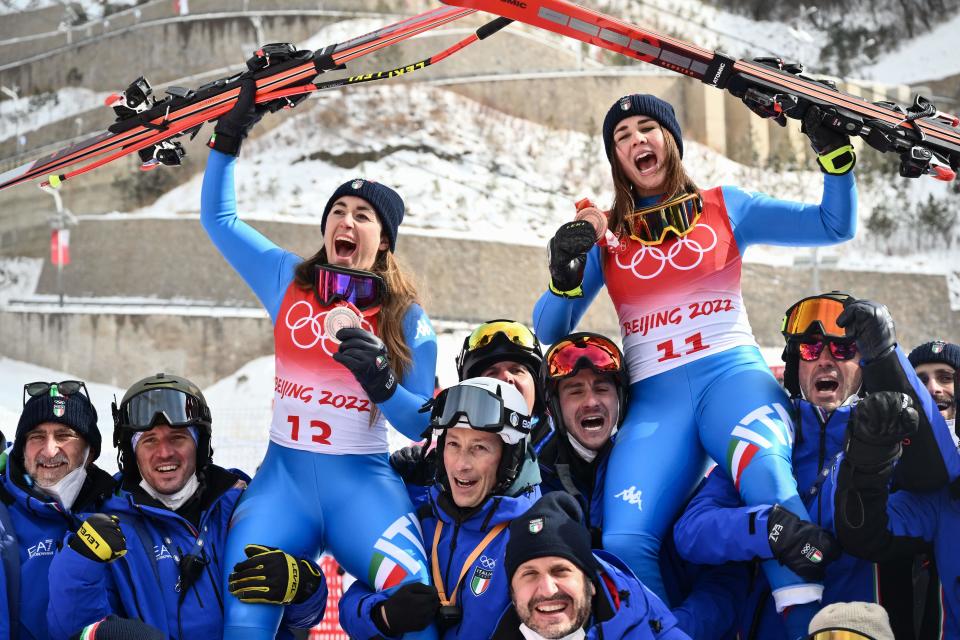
top-left (470, 566), bottom-right (493, 596)
top-left (368, 514), bottom-right (428, 591)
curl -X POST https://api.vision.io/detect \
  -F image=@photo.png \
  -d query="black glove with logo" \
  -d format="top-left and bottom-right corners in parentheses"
top-left (373, 583), bottom-right (441, 636)
top-left (547, 220), bottom-right (597, 296)
top-left (69, 514), bottom-right (127, 563)
top-left (209, 77), bottom-right (269, 157)
top-left (334, 328), bottom-right (398, 404)
top-left (228, 544), bottom-right (323, 605)
top-left (845, 391), bottom-right (919, 473)
top-left (836, 299), bottom-right (897, 362)
top-left (390, 444), bottom-right (438, 486)
top-left (801, 105), bottom-right (856, 175)
top-left (766, 505), bottom-right (840, 582)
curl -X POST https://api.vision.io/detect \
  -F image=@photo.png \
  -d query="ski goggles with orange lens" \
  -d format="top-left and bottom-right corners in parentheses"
top-left (625, 193), bottom-right (703, 246)
top-left (781, 292), bottom-right (853, 339)
top-left (807, 629), bottom-right (877, 640)
top-left (797, 338), bottom-right (859, 362)
top-left (315, 265), bottom-right (384, 312)
top-left (465, 320), bottom-right (539, 353)
top-left (545, 333), bottom-right (623, 381)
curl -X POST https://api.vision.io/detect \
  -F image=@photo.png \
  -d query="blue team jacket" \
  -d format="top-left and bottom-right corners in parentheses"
top-left (0, 457), bottom-right (115, 640)
top-left (339, 483), bottom-right (541, 639)
top-left (46, 465), bottom-right (326, 640)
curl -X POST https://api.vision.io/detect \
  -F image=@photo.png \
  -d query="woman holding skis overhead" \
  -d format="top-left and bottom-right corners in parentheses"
top-left (533, 93), bottom-right (857, 638)
top-left (201, 78), bottom-right (438, 640)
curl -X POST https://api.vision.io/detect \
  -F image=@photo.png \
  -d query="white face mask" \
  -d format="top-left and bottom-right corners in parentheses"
top-left (37, 447), bottom-right (90, 511)
top-left (140, 474), bottom-right (200, 511)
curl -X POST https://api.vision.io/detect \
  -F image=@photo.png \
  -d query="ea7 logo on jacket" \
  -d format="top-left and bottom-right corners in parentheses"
top-left (28, 538), bottom-right (55, 559)
top-left (154, 544), bottom-right (173, 561)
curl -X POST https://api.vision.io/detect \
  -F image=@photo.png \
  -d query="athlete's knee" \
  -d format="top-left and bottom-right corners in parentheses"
top-left (602, 530), bottom-right (662, 562)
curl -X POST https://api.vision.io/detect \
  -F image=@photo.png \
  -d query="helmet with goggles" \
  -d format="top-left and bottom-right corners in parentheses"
top-left (431, 377), bottom-right (533, 495)
top-left (780, 292), bottom-right (856, 398)
top-left (543, 332), bottom-right (628, 431)
top-left (455, 319), bottom-right (545, 414)
top-left (112, 373), bottom-right (213, 478)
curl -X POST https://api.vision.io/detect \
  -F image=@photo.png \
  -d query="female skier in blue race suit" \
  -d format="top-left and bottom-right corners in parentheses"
top-left (533, 93), bottom-right (857, 636)
top-left (201, 79), bottom-right (438, 639)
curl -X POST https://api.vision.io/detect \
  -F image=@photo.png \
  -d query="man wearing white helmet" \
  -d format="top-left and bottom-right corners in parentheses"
top-left (340, 377), bottom-right (542, 639)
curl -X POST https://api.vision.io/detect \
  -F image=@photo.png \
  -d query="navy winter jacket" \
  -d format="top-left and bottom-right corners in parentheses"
top-left (0, 455), bottom-right (115, 640)
top-left (46, 465), bottom-right (326, 640)
top-left (339, 483), bottom-right (541, 639)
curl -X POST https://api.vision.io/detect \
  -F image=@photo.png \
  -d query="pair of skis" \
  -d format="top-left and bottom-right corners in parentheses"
top-left (0, 7), bottom-right (511, 192)
top-left (3, 0), bottom-right (959, 191)
top-left (439, 0), bottom-right (960, 182)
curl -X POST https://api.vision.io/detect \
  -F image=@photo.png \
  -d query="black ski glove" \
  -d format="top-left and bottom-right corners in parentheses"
top-left (836, 299), bottom-right (897, 362)
top-left (69, 514), bottom-right (127, 563)
top-left (845, 391), bottom-right (919, 473)
top-left (802, 105), bottom-right (856, 175)
top-left (209, 77), bottom-right (268, 157)
top-left (548, 220), bottom-right (597, 296)
top-left (228, 544), bottom-right (324, 605)
top-left (766, 505), bottom-right (840, 582)
top-left (373, 583), bottom-right (441, 636)
top-left (390, 444), bottom-right (438, 486)
top-left (334, 328), bottom-right (398, 404)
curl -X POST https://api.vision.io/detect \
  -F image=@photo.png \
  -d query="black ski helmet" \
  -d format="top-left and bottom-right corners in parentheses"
top-left (780, 291), bottom-right (853, 398)
top-left (433, 377), bottom-right (533, 496)
top-left (455, 319), bottom-right (545, 414)
top-left (542, 332), bottom-right (629, 434)
top-left (112, 373), bottom-right (213, 481)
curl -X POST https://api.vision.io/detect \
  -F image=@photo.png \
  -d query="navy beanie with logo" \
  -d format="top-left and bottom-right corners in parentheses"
top-left (908, 340), bottom-right (960, 372)
top-left (15, 391), bottom-right (101, 461)
top-left (602, 94), bottom-right (684, 160)
top-left (506, 492), bottom-right (599, 581)
top-left (320, 178), bottom-right (405, 252)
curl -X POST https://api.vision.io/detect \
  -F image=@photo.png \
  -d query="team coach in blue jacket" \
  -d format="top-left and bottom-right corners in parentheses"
top-left (46, 373), bottom-right (327, 640)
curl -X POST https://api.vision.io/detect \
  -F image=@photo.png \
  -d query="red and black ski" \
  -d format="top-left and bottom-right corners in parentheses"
top-left (441, 0), bottom-right (960, 181)
top-left (0, 5), bottom-right (505, 192)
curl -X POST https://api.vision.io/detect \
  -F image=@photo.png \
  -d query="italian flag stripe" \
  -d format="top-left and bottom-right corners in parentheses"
top-left (732, 442), bottom-right (760, 490)
top-left (369, 552), bottom-right (408, 591)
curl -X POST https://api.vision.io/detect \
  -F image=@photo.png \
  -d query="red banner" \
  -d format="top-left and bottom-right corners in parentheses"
top-left (50, 229), bottom-right (70, 266)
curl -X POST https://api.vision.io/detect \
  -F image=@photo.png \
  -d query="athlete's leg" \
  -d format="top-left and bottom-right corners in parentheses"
top-left (320, 452), bottom-right (438, 640)
top-left (222, 443), bottom-right (326, 640)
top-left (695, 346), bottom-right (821, 633)
top-left (602, 369), bottom-right (708, 602)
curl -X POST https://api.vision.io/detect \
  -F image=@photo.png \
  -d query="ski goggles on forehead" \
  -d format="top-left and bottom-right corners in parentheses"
top-left (431, 384), bottom-right (530, 437)
top-left (546, 334), bottom-right (622, 380)
top-left (465, 320), bottom-right (539, 353)
top-left (797, 338), bottom-right (859, 362)
top-left (782, 293), bottom-right (852, 339)
top-left (114, 387), bottom-right (210, 432)
top-left (23, 380), bottom-right (89, 406)
top-left (807, 630), bottom-right (877, 640)
top-left (315, 264), bottom-right (385, 311)
top-left (625, 193), bottom-right (703, 246)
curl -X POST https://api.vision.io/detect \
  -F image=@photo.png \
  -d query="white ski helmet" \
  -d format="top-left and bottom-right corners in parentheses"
top-left (431, 377), bottom-right (532, 493)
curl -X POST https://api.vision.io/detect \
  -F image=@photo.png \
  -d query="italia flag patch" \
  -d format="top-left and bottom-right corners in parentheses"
top-left (470, 566), bottom-right (493, 596)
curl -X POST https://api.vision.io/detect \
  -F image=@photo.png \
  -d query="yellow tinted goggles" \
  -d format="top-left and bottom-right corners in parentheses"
top-left (625, 193), bottom-right (703, 246)
top-left (466, 320), bottom-right (539, 352)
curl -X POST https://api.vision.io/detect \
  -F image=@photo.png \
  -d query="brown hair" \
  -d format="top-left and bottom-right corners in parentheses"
top-left (293, 247), bottom-right (418, 378)
top-left (607, 125), bottom-right (699, 238)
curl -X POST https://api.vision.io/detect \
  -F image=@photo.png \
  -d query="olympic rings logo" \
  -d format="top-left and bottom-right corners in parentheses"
top-left (614, 223), bottom-right (718, 280)
top-left (283, 300), bottom-right (372, 356)
top-left (478, 555), bottom-right (497, 569)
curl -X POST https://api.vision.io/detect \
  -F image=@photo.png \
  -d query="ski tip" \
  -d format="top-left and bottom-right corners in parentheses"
top-left (930, 165), bottom-right (957, 182)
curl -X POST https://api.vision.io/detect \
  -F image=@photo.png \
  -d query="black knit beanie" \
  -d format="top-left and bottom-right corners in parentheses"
top-left (320, 178), bottom-right (405, 252)
top-left (70, 616), bottom-right (166, 640)
top-left (15, 391), bottom-right (101, 461)
top-left (908, 340), bottom-right (960, 372)
top-left (602, 94), bottom-right (684, 160)
top-left (506, 492), bottom-right (599, 580)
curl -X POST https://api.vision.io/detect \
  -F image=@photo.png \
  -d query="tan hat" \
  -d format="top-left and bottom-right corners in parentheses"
top-left (808, 602), bottom-right (894, 640)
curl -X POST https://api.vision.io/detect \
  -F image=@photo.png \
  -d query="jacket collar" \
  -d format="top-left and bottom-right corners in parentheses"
top-left (430, 483), bottom-right (541, 530)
